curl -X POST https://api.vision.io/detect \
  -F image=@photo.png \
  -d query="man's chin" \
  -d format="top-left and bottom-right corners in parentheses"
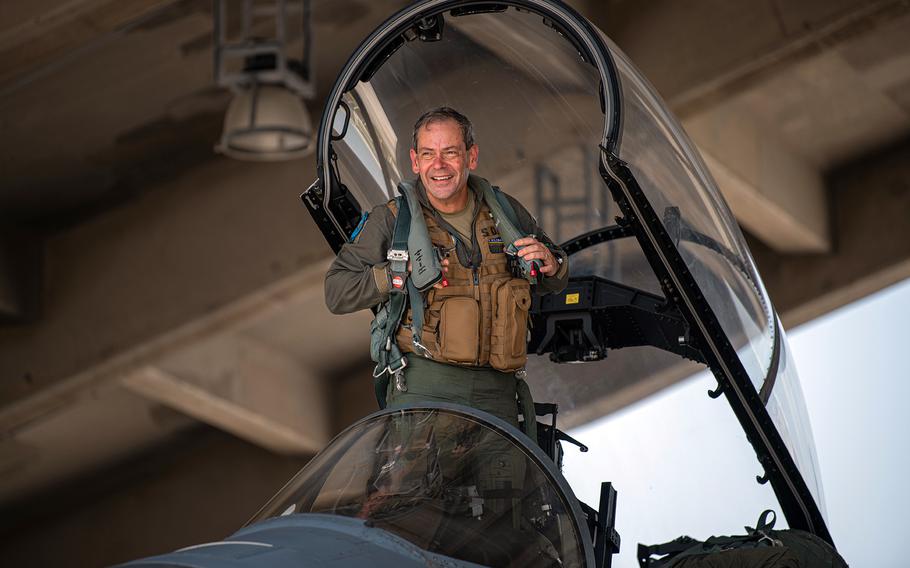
top-left (431, 183), bottom-right (455, 194)
top-left (425, 180), bottom-right (458, 196)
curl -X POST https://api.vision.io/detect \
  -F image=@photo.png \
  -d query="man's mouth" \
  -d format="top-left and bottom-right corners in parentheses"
top-left (430, 174), bottom-right (454, 182)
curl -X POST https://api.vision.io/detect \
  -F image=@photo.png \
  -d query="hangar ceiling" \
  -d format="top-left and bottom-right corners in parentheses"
top-left (1, 1), bottom-right (909, 557)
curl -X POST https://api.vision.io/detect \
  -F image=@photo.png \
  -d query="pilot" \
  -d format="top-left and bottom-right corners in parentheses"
top-left (325, 106), bottom-right (568, 428)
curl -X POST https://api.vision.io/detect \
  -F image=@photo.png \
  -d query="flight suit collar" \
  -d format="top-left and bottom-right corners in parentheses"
top-left (414, 177), bottom-right (484, 267)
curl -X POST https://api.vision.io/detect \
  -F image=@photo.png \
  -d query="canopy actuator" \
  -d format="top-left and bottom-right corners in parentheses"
top-left (529, 276), bottom-right (706, 364)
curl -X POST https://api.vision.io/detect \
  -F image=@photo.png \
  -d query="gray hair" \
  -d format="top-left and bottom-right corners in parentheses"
top-left (412, 106), bottom-right (475, 150)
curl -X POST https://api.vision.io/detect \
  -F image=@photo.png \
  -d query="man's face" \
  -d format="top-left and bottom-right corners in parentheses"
top-left (410, 119), bottom-right (478, 209)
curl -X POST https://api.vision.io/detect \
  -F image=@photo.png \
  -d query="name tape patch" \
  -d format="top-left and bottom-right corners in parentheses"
top-left (488, 235), bottom-right (504, 254)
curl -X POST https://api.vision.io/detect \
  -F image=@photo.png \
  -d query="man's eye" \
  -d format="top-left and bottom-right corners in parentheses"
top-left (420, 152), bottom-right (433, 160)
top-left (443, 151), bottom-right (458, 159)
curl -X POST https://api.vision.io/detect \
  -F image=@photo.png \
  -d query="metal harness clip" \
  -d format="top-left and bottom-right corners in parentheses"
top-left (387, 249), bottom-right (409, 262)
top-left (393, 368), bottom-right (408, 392)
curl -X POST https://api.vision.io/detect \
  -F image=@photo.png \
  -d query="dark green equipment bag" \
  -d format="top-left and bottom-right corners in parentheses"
top-left (638, 511), bottom-right (848, 568)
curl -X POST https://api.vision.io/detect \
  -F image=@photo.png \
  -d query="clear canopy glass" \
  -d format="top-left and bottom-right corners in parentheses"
top-left (766, 324), bottom-right (826, 511)
top-left (608, 37), bottom-right (775, 392)
top-left (605, 36), bottom-right (822, 504)
top-left (327, 6), bottom-right (684, 427)
top-left (249, 406), bottom-right (590, 568)
top-left (331, 7), bottom-right (605, 208)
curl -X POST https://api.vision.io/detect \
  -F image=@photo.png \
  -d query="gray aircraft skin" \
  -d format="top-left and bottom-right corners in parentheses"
top-left (121, 1), bottom-right (834, 567)
top-left (121, 512), bottom-right (489, 567)
top-left (121, 505), bottom-right (489, 567)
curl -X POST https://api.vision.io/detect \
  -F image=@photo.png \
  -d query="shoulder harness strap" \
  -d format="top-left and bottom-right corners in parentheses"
top-left (398, 181), bottom-right (443, 291)
top-left (387, 195), bottom-right (410, 292)
top-left (394, 182), bottom-right (440, 358)
top-left (471, 175), bottom-right (539, 284)
top-left (372, 196), bottom-right (410, 408)
top-left (371, 187), bottom-right (440, 406)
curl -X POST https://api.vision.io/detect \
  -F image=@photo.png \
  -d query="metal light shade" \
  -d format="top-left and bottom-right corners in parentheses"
top-left (217, 83), bottom-right (314, 161)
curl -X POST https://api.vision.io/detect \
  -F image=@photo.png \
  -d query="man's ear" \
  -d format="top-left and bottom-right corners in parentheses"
top-left (409, 148), bottom-right (420, 174)
top-left (468, 144), bottom-right (479, 170)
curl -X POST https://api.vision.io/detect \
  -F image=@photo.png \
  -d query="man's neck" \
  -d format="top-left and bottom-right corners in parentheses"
top-left (427, 185), bottom-right (470, 214)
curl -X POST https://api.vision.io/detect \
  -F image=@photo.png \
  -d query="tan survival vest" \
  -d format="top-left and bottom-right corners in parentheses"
top-left (391, 198), bottom-right (532, 371)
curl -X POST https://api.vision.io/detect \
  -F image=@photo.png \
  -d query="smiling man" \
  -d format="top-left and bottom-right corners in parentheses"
top-left (325, 107), bottom-right (568, 427)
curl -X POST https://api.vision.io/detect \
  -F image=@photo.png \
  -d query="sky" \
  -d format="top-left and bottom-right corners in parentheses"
top-left (563, 277), bottom-right (910, 567)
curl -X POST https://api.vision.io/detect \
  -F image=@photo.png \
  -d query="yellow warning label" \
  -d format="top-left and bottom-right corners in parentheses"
top-left (565, 293), bottom-right (580, 305)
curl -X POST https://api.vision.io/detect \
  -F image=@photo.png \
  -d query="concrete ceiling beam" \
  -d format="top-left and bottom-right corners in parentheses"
top-left (591, 0), bottom-right (910, 254)
top-left (0, 437), bottom-right (40, 479)
top-left (0, 428), bottom-right (308, 567)
top-left (0, 0), bottom-right (180, 88)
top-left (752, 137), bottom-right (910, 328)
top-left (0, 381), bottom-right (195, 505)
top-left (0, 229), bottom-right (358, 504)
top-left (0, 232), bottom-right (43, 323)
top-left (683, 107), bottom-right (830, 253)
top-left (123, 334), bottom-right (329, 454)
top-left (597, 0), bottom-right (907, 116)
top-left (0, 156), bottom-right (330, 410)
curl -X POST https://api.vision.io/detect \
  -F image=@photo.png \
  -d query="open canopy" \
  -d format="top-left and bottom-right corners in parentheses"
top-left (302, 0), bottom-right (830, 545)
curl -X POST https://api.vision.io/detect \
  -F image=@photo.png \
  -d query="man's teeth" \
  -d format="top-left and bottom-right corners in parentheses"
top-left (431, 175), bottom-right (453, 181)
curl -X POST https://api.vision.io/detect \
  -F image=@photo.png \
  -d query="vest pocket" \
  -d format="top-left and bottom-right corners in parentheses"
top-left (439, 297), bottom-right (480, 364)
top-left (489, 278), bottom-right (532, 371)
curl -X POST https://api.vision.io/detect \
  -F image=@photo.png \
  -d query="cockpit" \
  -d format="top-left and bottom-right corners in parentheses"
top-left (248, 405), bottom-right (592, 567)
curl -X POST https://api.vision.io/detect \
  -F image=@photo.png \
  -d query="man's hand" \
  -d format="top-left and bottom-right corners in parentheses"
top-left (407, 257), bottom-right (449, 289)
top-left (513, 237), bottom-right (559, 276)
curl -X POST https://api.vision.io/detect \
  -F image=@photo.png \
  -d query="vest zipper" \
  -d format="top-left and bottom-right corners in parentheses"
top-left (473, 266), bottom-right (480, 366)
top-left (471, 207), bottom-right (481, 365)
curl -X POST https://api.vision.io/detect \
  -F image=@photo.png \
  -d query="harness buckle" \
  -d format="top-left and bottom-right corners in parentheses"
top-left (388, 354), bottom-right (408, 374)
top-left (386, 356), bottom-right (408, 392)
top-left (394, 370), bottom-right (408, 393)
top-left (412, 338), bottom-right (433, 358)
top-left (373, 354), bottom-right (408, 380)
top-left (387, 249), bottom-right (409, 262)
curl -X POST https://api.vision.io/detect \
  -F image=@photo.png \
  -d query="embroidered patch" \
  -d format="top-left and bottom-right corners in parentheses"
top-left (392, 276), bottom-right (404, 289)
top-left (488, 236), bottom-right (504, 254)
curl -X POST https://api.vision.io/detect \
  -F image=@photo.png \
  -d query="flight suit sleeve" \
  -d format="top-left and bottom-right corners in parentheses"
top-left (504, 194), bottom-right (569, 295)
top-left (324, 204), bottom-right (396, 314)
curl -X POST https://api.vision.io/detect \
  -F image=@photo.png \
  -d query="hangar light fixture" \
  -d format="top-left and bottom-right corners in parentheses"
top-left (214, 0), bottom-right (315, 161)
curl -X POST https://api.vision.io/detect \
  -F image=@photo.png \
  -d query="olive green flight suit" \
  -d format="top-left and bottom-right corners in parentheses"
top-left (325, 177), bottom-right (568, 424)
top-left (326, 177), bottom-right (568, 534)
